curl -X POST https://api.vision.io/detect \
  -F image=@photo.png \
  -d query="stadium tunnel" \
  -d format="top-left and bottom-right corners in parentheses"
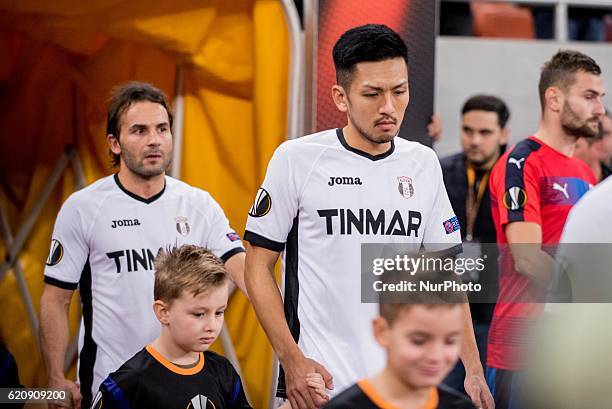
top-left (0, 1), bottom-right (299, 407)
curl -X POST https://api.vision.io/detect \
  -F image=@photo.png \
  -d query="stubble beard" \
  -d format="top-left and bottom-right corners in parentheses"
top-left (121, 148), bottom-right (170, 180)
top-left (561, 101), bottom-right (599, 139)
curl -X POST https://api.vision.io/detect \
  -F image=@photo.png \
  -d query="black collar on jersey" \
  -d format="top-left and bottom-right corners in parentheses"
top-left (336, 128), bottom-right (395, 161)
top-left (113, 173), bottom-right (166, 204)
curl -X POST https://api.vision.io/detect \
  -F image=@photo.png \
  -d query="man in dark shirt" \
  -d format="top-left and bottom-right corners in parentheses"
top-left (439, 95), bottom-right (509, 394)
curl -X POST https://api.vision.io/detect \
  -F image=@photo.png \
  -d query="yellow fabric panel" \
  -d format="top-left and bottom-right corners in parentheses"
top-left (0, 33), bottom-right (95, 386)
top-left (0, 1), bottom-right (290, 408)
top-left (0, 33), bottom-right (187, 386)
top-left (178, 2), bottom-right (289, 407)
top-left (253, 0), bottom-right (291, 178)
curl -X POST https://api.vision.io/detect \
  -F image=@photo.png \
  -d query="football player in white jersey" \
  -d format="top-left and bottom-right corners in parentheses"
top-left (244, 25), bottom-right (493, 409)
top-left (40, 82), bottom-right (247, 409)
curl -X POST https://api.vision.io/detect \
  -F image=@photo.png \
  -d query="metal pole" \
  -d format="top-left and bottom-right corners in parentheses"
top-left (303, 0), bottom-right (319, 135)
top-left (556, 2), bottom-right (568, 41)
top-left (171, 64), bottom-right (185, 179)
top-left (268, 357), bottom-right (280, 409)
top-left (280, 0), bottom-right (305, 140)
top-left (0, 148), bottom-right (73, 281)
top-left (0, 204), bottom-right (40, 345)
top-left (71, 149), bottom-right (87, 190)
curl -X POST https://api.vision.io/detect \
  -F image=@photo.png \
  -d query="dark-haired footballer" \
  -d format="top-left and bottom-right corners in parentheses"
top-left (40, 82), bottom-right (247, 409)
top-left (244, 24), bottom-right (493, 409)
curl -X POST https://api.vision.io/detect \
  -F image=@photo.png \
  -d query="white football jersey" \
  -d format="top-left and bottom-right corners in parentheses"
top-left (553, 175), bottom-right (612, 304)
top-left (244, 129), bottom-right (461, 396)
top-left (44, 174), bottom-right (244, 406)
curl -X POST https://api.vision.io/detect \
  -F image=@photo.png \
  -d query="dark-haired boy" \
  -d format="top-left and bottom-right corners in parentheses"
top-left (244, 24), bottom-right (492, 409)
top-left (324, 281), bottom-right (476, 409)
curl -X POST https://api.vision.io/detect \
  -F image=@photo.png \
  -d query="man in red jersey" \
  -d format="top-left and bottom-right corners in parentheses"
top-left (486, 50), bottom-right (605, 409)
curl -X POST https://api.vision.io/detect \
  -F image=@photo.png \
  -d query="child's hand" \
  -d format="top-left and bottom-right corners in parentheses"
top-left (278, 373), bottom-right (330, 409)
top-left (306, 372), bottom-right (329, 406)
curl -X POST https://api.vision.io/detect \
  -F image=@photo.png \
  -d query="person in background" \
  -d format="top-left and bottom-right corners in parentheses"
top-left (599, 110), bottom-right (612, 167)
top-left (439, 94), bottom-right (509, 395)
top-left (40, 82), bottom-right (247, 409)
top-left (487, 49), bottom-right (604, 409)
top-left (573, 118), bottom-right (612, 183)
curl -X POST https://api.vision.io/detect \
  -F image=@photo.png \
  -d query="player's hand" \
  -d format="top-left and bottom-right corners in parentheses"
top-left (306, 372), bottom-right (330, 406)
top-left (464, 373), bottom-right (494, 409)
top-left (284, 355), bottom-right (333, 409)
top-left (48, 377), bottom-right (81, 409)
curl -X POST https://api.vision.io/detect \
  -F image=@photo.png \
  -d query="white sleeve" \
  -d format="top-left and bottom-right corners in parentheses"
top-left (560, 200), bottom-right (596, 244)
top-left (43, 195), bottom-right (90, 289)
top-left (555, 192), bottom-right (612, 304)
top-left (244, 143), bottom-right (299, 252)
top-left (422, 153), bottom-right (462, 255)
top-left (200, 192), bottom-right (245, 262)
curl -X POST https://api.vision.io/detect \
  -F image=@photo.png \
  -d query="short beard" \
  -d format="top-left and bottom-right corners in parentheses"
top-left (561, 101), bottom-right (599, 138)
top-left (348, 112), bottom-right (395, 144)
top-left (121, 149), bottom-right (170, 180)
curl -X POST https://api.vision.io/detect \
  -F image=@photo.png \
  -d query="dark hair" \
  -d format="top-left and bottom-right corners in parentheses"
top-left (333, 24), bottom-right (408, 89)
top-left (539, 50), bottom-right (601, 111)
top-left (462, 94), bottom-right (510, 128)
top-left (379, 272), bottom-right (464, 325)
top-left (106, 81), bottom-right (173, 167)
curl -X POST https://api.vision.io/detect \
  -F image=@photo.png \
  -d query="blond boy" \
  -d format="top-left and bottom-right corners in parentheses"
top-left (91, 245), bottom-right (250, 409)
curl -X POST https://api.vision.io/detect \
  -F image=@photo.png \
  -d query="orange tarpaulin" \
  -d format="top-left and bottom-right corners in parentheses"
top-left (0, 1), bottom-right (289, 407)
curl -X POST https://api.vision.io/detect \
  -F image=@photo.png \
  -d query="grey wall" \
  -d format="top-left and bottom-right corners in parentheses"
top-left (434, 37), bottom-right (612, 158)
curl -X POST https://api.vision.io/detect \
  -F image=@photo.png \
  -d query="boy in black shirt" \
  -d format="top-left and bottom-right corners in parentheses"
top-left (324, 287), bottom-right (476, 409)
top-left (92, 245), bottom-right (252, 409)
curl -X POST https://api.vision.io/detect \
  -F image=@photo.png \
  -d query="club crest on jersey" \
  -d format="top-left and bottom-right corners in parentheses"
top-left (46, 239), bottom-right (64, 266)
top-left (503, 186), bottom-right (527, 210)
top-left (443, 216), bottom-right (460, 234)
top-left (249, 187), bottom-right (272, 218)
top-left (175, 216), bottom-right (191, 236)
top-left (397, 176), bottom-right (414, 199)
top-left (189, 394), bottom-right (217, 409)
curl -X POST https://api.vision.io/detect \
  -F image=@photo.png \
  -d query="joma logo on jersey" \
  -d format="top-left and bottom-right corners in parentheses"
top-left (111, 218), bottom-right (141, 229)
top-left (328, 176), bottom-right (363, 186)
top-left (318, 209), bottom-right (422, 237)
top-left (106, 248), bottom-right (157, 273)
